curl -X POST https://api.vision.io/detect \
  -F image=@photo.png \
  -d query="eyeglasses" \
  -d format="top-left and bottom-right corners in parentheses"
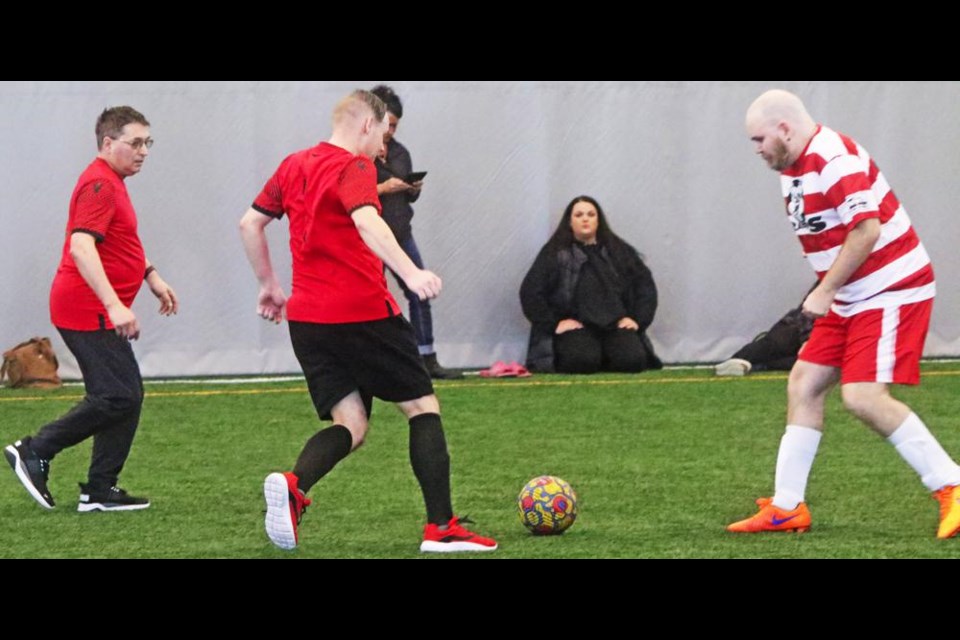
top-left (114, 137), bottom-right (154, 151)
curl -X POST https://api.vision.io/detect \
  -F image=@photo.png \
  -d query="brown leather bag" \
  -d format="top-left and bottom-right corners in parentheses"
top-left (1, 337), bottom-right (62, 389)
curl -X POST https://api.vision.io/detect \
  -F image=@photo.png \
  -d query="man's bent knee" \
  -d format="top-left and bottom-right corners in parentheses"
top-left (398, 394), bottom-right (440, 419)
top-left (331, 392), bottom-right (370, 450)
top-left (841, 383), bottom-right (885, 421)
top-left (88, 393), bottom-right (142, 419)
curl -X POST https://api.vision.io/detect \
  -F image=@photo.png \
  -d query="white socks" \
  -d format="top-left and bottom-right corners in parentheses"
top-left (772, 425), bottom-right (822, 511)
top-left (888, 413), bottom-right (960, 492)
top-left (769, 414), bottom-right (960, 511)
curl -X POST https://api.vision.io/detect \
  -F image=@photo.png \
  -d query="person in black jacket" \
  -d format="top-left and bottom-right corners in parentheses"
top-left (520, 195), bottom-right (661, 374)
top-left (370, 85), bottom-right (461, 380)
top-left (715, 283), bottom-right (817, 376)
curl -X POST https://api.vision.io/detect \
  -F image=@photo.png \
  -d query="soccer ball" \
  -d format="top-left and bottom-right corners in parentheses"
top-left (517, 475), bottom-right (578, 535)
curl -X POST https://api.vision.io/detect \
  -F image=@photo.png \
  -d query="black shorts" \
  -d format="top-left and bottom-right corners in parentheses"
top-left (289, 316), bottom-right (434, 420)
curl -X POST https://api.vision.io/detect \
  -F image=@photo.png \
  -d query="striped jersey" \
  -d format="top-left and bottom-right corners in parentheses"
top-left (780, 125), bottom-right (935, 316)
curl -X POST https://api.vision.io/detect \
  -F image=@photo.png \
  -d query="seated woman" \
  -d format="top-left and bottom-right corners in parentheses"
top-left (520, 195), bottom-right (662, 374)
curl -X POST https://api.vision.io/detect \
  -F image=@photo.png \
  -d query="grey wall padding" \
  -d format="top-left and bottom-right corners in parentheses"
top-left (2, 81), bottom-right (957, 377)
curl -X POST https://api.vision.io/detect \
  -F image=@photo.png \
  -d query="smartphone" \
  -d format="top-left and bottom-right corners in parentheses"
top-left (405, 171), bottom-right (427, 183)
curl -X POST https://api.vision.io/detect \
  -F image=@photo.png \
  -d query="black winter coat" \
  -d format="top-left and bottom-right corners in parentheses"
top-left (519, 241), bottom-right (661, 372)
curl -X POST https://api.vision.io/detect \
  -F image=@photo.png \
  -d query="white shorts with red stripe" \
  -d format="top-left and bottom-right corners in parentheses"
top-left (798, 299), bottom-right (932, 385)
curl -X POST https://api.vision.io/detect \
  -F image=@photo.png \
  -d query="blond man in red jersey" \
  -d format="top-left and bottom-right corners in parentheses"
top-left (240, 91), bottom-right (497, 553)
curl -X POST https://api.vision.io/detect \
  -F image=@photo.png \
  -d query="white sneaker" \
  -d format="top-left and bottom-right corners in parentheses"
top-left (715, 358), bottom-right (752, 377)
top-left (263, 472), bottom-right (310, 550)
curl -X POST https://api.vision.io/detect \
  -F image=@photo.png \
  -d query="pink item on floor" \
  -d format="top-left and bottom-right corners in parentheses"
top-left (479, 361), bottom-right (531, 378)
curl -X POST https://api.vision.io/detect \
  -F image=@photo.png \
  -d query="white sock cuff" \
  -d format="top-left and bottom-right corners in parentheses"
top-left (887, 412), bottom-right (925, 446)
top-left (887, 412), bottom-right (960, 491)
top-left (785, 424), bottom-right (822, 450)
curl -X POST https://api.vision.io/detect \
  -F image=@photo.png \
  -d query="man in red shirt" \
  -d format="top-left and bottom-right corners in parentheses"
top-left (240, 90), bottom-right (496, 553)
top-left (728, 89), bottom-right (960, 539)
top-left (4, 106), bottom-right (178, 513)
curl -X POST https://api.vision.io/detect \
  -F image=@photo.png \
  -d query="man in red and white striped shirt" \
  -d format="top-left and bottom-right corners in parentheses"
top-left (728, 89), bottom-right (960, 539)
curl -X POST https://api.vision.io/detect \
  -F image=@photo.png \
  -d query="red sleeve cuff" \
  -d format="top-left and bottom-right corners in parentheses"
top-left (846, 210), bottom-right (880, 229)
top-left (71, 228), bottom-right (105, 243)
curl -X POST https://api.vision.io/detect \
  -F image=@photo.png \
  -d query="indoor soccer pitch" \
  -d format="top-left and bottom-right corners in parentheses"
top-left (1, 362), bottom-right (959, 558)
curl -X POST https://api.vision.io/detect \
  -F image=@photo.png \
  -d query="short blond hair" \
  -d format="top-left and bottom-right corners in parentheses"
top-left (333, 90), bottom-right (387, 126)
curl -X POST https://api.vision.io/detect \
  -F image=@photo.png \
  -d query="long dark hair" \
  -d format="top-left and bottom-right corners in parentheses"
top-left (547, 195), bottom-right (623, 250)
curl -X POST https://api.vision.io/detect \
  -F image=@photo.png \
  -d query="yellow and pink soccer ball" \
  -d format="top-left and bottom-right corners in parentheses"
top-left (517, 475), bottom-right (578, 535)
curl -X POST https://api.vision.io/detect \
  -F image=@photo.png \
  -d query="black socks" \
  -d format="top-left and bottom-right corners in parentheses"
top-left (409, 413), bottom-right (454, 525)
top-left (291, 415), bottom-right (454, 526)
top-left (293, 424), bottom-right (353, 493)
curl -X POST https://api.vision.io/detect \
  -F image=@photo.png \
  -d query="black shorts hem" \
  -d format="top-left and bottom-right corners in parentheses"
top-left (289, 317), bottom-right (434, 421)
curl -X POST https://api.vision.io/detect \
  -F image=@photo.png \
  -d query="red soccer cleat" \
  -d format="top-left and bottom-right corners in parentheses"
top-left (264, 472), bottom-right (311, 550)
top-left (420, 515), bottom-right (498, 553)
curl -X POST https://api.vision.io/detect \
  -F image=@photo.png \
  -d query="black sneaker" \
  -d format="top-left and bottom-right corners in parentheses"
top-left (4, 437), bottom-right (55, 509)
top-left (77, 484), bottom-right (150, 512)
top-left (423, 353), bottom-right (464, 380)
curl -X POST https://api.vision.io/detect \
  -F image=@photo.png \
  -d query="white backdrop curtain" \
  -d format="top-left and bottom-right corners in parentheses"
top-left (1, 81), bottom-right (957, 377)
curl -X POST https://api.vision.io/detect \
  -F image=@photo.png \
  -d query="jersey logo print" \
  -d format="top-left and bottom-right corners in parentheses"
top-left (787, 179), bottom-right (805, 229)
top-left (786, 179), bottom-right (826, 233)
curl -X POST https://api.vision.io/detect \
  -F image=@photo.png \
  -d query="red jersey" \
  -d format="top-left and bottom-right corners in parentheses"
top-left (50, 158), bottom-right (146, 330)
top-left (781, 126), bottom-right (935, 316)
top-left (253, 142), bottom-right (400, 323)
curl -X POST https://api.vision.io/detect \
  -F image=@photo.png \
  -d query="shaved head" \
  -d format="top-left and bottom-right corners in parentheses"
top-left (746, 89), bottom-right (814, 132)
top-left (746, 89), bottom-right (818, 171)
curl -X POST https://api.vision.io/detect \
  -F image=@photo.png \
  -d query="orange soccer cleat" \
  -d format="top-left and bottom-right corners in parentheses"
top-left (933, 485), bottom-right (960, 540)
top-left (727, 497), bottom-right (811, 533)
